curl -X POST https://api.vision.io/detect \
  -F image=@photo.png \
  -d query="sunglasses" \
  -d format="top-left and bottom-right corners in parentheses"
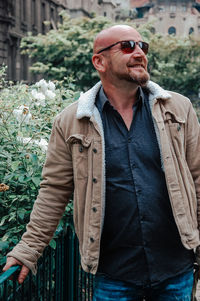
top-left (97, 40), bottom-right (149, 55)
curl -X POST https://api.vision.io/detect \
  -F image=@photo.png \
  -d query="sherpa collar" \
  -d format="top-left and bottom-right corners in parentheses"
top-left (76, 81), bottom-right (171, 119)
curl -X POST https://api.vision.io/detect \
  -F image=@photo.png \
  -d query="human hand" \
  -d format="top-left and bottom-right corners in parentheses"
top-left (3, 257), bottom-right (30, 284)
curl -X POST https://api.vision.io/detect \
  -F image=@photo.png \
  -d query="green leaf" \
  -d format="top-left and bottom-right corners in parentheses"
top-left (32, 176), bottom-right (41, 186)
top-left (11, 161), bottom-right (19, 171)
top-left (49, 239), bottom-right (56, 250)
top-left (0, 241), bottom-right (9, 251)
top-left (0, 216), bottom-right (8, 227)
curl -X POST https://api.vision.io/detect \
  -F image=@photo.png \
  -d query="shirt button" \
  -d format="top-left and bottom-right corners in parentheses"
top-left (90, 237), bottom-right (95, 243)
top-left (93, 148), bottom-right (97, 153)
top-left (141, 214), bottom-right (144, 221)
top-left (93, 178), bottom-right (97, 183)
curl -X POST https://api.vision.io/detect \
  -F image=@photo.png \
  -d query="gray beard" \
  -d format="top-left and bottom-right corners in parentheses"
top-left (118, 71), bottom-right (150, 87)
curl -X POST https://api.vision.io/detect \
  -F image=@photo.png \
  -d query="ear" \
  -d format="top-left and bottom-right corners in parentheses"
top-left (92, 54), bottom-right (107, 73)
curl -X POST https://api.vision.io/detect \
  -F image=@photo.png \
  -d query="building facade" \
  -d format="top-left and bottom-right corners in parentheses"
top-left (130, 0), bottom-right (200, 37)
top-left (0, 0), bottom-right (68, 82)
top-left (0, 0), bottom-right (120, 82)
top-left (67, 0), bottom-right (117, 20)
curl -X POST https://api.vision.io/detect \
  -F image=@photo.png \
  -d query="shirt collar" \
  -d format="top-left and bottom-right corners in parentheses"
top-left (96, 85), bottom-right (146, 113)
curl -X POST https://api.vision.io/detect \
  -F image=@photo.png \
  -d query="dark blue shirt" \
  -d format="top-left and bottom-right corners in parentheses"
top-left (96, 86), bottom-right (194, 286)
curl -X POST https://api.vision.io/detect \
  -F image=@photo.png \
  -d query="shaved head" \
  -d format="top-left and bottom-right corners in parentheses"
top-left (92, 24), bottom-right (149, 89)
top-left (93, 25), bottom-right (142, 54)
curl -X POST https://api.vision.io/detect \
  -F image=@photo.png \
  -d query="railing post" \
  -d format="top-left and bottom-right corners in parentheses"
top-left (0, 217), bottom-right (94, 301)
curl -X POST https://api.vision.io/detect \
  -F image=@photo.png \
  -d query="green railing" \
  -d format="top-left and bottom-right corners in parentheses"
top-left (0, 217), bottom-right (94, 301)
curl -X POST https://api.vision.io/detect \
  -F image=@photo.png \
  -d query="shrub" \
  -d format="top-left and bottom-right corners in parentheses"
top-left (0, 67), bottom-right (77, 265)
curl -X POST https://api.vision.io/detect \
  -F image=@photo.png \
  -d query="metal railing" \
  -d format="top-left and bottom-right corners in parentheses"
top-left (0, 217), bottom-right (94, 301)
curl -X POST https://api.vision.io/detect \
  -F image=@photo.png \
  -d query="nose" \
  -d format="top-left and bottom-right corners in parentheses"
top-left (132, 43), bottom-right (146, 57)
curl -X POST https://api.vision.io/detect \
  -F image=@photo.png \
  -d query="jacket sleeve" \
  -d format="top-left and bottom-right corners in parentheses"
top-left (7, 116), bottom-right (74, 274)
top-left (185, 103), bottom-right (200, 263)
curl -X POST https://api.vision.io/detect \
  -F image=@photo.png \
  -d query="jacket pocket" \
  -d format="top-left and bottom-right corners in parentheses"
top-left (66, 134), bottom-right (92, 180)
top-left (165, 111), bottom-right (186, 153)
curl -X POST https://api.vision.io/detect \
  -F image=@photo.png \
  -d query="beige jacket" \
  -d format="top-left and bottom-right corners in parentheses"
top-left (8, 81), bottom-right (200, 275)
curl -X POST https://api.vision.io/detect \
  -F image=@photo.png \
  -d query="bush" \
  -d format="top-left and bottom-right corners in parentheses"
top-left (0, 67), bottom-right (77, 265)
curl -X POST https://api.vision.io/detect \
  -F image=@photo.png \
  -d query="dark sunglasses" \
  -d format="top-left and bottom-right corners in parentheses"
top-left (97, 40), bottom-right (149, 55)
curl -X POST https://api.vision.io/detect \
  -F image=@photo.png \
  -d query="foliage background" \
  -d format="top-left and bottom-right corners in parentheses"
top-left (20, 12), bottom-right (200, 98)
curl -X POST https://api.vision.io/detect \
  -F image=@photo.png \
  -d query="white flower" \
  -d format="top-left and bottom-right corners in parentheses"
top-left (13, 105), bottom-right (32, 124)
top-left (17, 137), bottom-right (32, 144)
top-left (45, 89), bottom-right (56, 100)
top-left (17, 136), bottom-right (48, 152)
top-left (31, 89), bottom-right (46, 106)
top-left (35, 138), bottom-right (48, 152)
top-left (35, 79), bottom-right (48, 94)
top-left (47, 81), bottom-right (56, 91)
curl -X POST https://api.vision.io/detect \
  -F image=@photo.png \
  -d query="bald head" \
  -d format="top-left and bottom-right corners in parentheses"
top-left (93, 25), bottom-right (142, 54)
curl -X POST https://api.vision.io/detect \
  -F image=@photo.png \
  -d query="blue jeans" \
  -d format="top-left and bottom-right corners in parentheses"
top-left (93, 270), bottom-right (193, 301)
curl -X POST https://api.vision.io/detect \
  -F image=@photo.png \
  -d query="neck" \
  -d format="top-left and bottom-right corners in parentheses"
top-left (102, 80), bottom-right (139, 111)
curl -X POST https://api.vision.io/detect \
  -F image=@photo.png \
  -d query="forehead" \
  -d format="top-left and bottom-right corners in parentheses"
top-left (93, 26), bottom-right (143, 54)
top-left (106, 28), bottom-right (142, 44)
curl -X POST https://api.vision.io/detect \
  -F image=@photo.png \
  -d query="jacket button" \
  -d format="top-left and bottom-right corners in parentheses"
top-left (90, 237), bottom-right (95, 243)
top-left (79, 146), bottom-right (83, 153)
top-left (93, 148), bottom-right (97, 153)
top-left (92, 207), bottom-right (97, 212)
top-left (93, 178), bottom-right (97, 183)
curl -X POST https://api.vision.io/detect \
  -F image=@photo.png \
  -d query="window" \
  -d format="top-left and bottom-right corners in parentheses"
top-left (20, 55), bottom-right (28, 81)
top-left (104, 12), bottom-right (107, 16)
top-left (32, 0), bottom-right (37, 26)
top-left (21, 0), bottom-right (26, 22)
top-left (189, 27), bottom-right (194, 35)
top-left (150, 27), bottom-right (156, 34)
top-left (170, 5), bottom-right (176, 12)
top-left (59, 15), bottom-right (63, 24)
top-left (50, 7), bottom-right (56, 29)
top-left (41, 2), bottom-right (46, 34)
top-left (7, 37), bottom-right (18, 82)
top-left (168, 26), bottom-right (176, 35)
top-left (182, 5), bottom-right (187, 12)
top-left (158, 6), bottom-right (165, 12)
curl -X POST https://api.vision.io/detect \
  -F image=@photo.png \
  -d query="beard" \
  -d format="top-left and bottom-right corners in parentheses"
top-left (118, 70), bottom-right (150, 86)
top-left (108, 58), bottom-right (150, 87)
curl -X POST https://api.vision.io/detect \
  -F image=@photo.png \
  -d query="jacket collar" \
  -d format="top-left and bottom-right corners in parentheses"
top-left (76, 81), bottom-right (171, 119)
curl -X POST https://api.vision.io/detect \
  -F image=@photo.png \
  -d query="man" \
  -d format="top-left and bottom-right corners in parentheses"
top-left (3, 25), bottom-right (200, 300)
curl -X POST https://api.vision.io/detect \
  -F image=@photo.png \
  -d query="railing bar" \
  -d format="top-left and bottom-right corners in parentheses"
top-left (49, 248), bottom-right (52, 301)
top-left (74, 237), bottom-right (80, 301)
top-left (58, 238), bottom-right (62, 300)
top-left (55, 238), bottom-right (59, 301)
top-left (0, 217), bottom-right (95, 301)
top-left (13, 275), bottom-right (17, 301)
top-left (3, 280), bottom-right (7, 301)
top-left (0, 266), bottom-right (20, 284)
top-left (42, 255), bottom-right (46, 300)
top-left (36, 264), bottom-right (40, 301)
top-left (28, 272), bottom-right (32, 301)
top-left (61, 232), bottom-right (64, 300)
top-left (21, 282), bottom-right (24, 301)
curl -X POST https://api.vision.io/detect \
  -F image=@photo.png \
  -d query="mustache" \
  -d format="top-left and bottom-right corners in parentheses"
top-left (127, 63), bottom-right (146, 69)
